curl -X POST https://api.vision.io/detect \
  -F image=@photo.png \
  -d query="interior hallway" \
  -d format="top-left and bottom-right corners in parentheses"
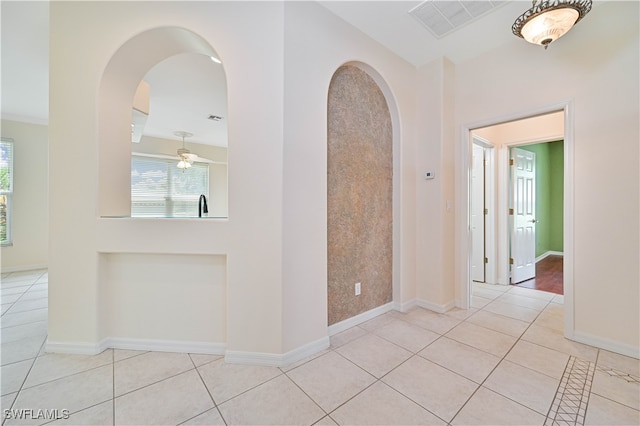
top-left (1, 270), bottom-right (638, 425)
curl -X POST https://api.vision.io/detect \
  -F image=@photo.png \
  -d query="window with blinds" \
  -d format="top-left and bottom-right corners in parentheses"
top-left (0, 139), bottom-right (13, 245)
top-left (131, 155), bottom-right (209, 217)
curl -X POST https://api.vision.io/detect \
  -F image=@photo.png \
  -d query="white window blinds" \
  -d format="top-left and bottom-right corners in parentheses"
top-left (131, 156), bottom-right (209, 217)
top-left (0, 139), bottom-right (13, 244)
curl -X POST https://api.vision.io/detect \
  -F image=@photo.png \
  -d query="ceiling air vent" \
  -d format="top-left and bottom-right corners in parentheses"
top-left (409, 0), bottom-right (505, 39)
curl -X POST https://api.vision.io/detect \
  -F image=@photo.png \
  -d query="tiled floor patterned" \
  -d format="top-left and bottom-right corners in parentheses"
top-left (1, 269), bottom-right (638, 425)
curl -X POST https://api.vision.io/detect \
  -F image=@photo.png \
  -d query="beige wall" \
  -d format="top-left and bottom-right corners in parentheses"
top-left (453, 1), bottom-right (639, 355)
top-left (473, 112), bottom-right (564, 146)
top-left (414, 58), bottom-right (456, 311)
top-left (0, 120), bottom-right (48, 271)
top-left (103, 253), bottom-right (226, 346)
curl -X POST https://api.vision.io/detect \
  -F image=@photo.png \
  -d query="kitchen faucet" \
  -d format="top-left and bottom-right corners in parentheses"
top-left (198, 194), bottom-right (208, 218)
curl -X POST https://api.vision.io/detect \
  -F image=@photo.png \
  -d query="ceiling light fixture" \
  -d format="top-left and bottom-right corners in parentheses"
top-left (512, 0), bottom-right (592, 49)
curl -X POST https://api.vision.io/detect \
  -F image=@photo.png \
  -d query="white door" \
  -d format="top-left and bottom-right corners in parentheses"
top-left (511, 147), bottom-right (536, 283)
top-left (471, 144), bottom-right (485, 282)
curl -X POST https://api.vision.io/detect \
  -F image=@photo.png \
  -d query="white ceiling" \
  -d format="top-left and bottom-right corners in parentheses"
top-left (319, 0), bottom-right (526, 66)
top-left (1, 1), bottom-right (552, 145)
top-left (1, 1), bottom-right (49, 125)
top-left (142, 53), bottom-right (228, 147)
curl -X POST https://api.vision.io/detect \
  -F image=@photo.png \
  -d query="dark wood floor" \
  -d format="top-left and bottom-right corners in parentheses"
top-left (513, 255), bottom-right (564, 295)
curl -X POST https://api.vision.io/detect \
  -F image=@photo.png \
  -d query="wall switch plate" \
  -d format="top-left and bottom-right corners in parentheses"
top-left (355, 282), bottom-right (361, 296)
top-left (424, 171), bottom-right (435, 180)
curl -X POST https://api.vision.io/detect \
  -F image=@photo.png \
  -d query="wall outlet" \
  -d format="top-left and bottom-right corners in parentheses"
top-left (355, 282), bottom-right (361, 296)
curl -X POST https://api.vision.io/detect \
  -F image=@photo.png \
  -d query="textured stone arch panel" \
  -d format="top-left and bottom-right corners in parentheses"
top-left (327, 65), bottom-right (393, 325)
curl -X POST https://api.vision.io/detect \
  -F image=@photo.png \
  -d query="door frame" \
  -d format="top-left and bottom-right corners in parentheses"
top-left (472, 136), bottom-right (497, 284)
top-left (457, 100), bottom-right (575, 339)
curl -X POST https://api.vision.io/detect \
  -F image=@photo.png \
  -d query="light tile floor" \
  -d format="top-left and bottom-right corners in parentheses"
top-left (1, 270), bottom-right (639, 425)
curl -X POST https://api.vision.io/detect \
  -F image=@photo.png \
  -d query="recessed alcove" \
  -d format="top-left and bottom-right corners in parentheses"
top-left (99, 253), bottom-right (226, 352)
top-left (327, 63), bottom-right (395, 326)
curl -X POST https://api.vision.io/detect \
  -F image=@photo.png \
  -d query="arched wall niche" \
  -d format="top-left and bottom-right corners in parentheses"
top-left (327, 61), bottom-right (401, 326)
top-left (344, 62), bottom-right (403, 309)
top-left (98, 26), bottom-right (222, 217)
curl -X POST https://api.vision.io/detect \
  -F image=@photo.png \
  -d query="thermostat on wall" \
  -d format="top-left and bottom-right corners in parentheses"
top-left (424, 171), bottom-right (435, 180)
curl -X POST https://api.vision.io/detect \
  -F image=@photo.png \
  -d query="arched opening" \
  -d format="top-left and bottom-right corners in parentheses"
top-left (130, 53), bottom-right (228, 218)
top-left (327, 63), bottom-right (396, 327)
top-left (98, 27), bottom-right (226, 217)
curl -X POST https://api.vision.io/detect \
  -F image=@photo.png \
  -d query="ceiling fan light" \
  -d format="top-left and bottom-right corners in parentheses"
top-left (175, 131), bottom-right (195, 170)
top-left (177, 160), bottom-right (191, 169)
top-left (513, 0), bottom-right (592, 48)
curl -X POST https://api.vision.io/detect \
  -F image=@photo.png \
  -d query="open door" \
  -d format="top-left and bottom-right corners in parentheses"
top-left (471, 143), bottom-right (485, 282)
top-left (511, 147), bottom-right (536, 283)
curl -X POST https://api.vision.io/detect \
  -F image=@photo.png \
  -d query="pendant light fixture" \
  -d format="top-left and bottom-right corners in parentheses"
top-left (512, 0), bottom-right (592, 49)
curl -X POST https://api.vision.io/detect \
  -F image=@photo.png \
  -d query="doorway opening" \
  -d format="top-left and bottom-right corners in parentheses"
top-left (468, 109), bottom-right (567, 296)
top-left (509, 141), bottom-right (564, 294)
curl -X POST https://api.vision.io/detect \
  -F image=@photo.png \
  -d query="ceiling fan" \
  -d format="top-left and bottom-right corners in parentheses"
top-left (175, 131), bottom-right (204, 170)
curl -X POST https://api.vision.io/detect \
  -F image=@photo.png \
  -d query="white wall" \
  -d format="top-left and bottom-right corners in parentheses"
top-left (454, 1), bottom-right (639, 355)
top-left (282, 2), bottom-right (419, 351)
top-left (0, 120), bottom-right (48, 271)
top-left (414, 58), bottom-right (456, 311)
top-left (104, 253), bottom-right (226, 348)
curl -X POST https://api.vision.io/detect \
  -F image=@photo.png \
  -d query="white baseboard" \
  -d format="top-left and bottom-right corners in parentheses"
top-left (281, 336), bottom-right (330, 367)
top-left (46, 337), bottom-right (225, 356)
top-left (394, 299), bottom-right (417, 313)
top-left (416, 298), bottom-right (455, 314)
top-left (107, 338), bottom-right (225, 355)
top-left (46, 339), bottom-right (111, 355)
top-left (1, 264), bottom-right (48, 273)
top-left (224, 350), bottom-right (283, 367)
top-left (570, 331), bottom-right (640, 360)
top-left (327, 302), bottom-right (394, 336)
top-left (536, 251), bottom-right (563, 263)
top-left (46, 335), bottom-right (329, 368)
top-left (225, 336), bottom-right (330, 367)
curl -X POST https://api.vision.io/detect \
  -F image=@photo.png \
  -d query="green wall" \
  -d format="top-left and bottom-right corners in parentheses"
top-left (517, 141), bottom-right (564, 257)
top-left (548, 141), bottom-right (564, 251)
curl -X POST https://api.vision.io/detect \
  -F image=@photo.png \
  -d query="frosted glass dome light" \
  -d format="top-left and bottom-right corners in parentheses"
top-left (513, 0), bottom-right (592, 49)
